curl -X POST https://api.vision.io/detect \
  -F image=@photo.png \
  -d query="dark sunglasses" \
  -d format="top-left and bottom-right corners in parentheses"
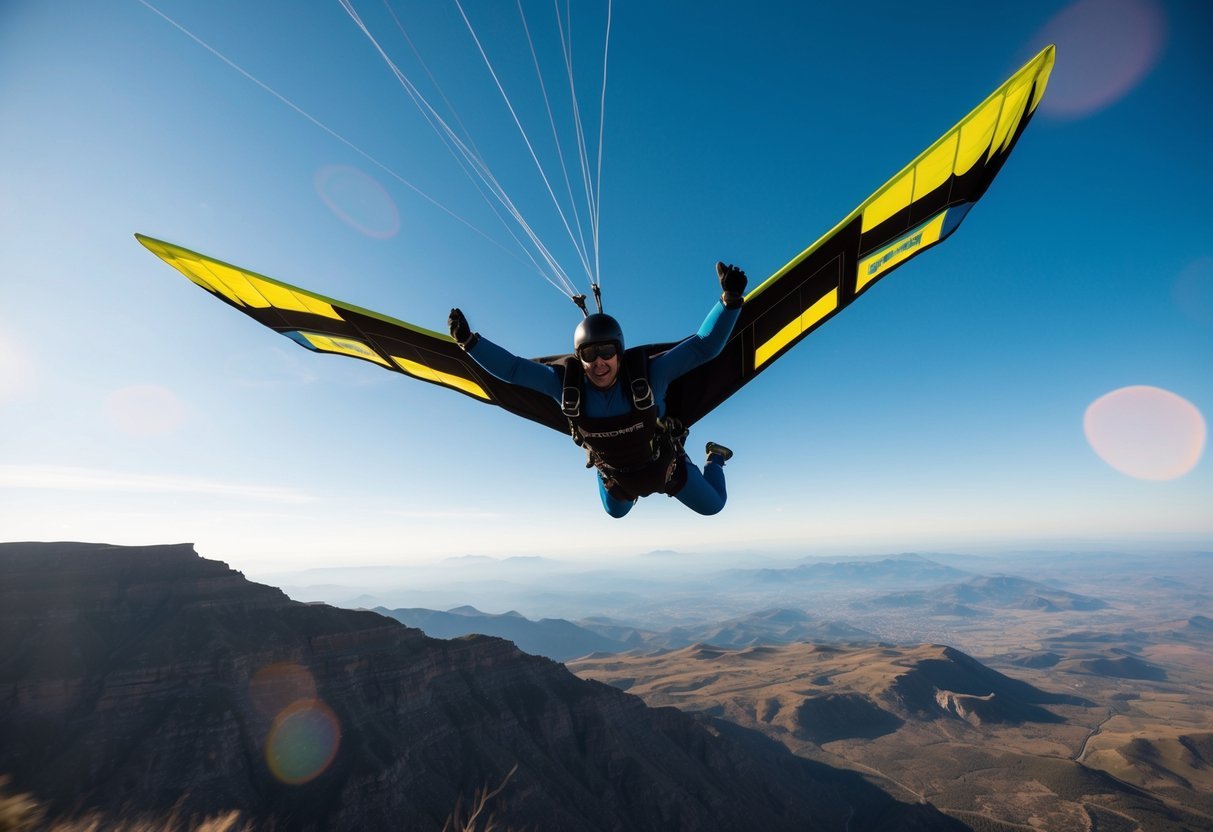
top-left (577, 343), bottom-right (618, 362)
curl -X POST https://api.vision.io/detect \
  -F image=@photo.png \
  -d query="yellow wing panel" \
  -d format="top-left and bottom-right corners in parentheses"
top-left (197, 260), bottom-right (274, 309)
top-left (138, 235), bottom-right (346, 320)
top-left (991, 79), bottom-right (1032, 157)
top-left (914, 132), bottom-right (959, 200)
top-left (861, 170), bottom-right (914, 233)
top-left (754, 288), bottom-right (839, 369)
top-left (294, 332), bottom-right (391, 367)
top-left (171, 255), bottom-right (245, 305)
top-left (393, 357), bottom-right (489, 400)
top-left (955, 96), bottom-right (1003, 177)
top-left (246, 278), bottom-right (314, 314)
top-left (856, 211), bottom-right (948, 293)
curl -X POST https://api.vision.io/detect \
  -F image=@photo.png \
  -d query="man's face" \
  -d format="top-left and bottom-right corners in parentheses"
top-left (580, 343), bottom-right (620, 389)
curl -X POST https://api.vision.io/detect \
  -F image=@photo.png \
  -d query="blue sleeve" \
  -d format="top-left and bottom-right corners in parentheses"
top-left (466, 335), bottom-right (562, 401)
top-left (649, 300), bottom-right (740, 397)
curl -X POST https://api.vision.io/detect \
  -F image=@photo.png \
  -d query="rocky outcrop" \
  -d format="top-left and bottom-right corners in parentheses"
top-left (0, 542), bottom-right (961, 831)
top-left (884, 646), bottom-right (1086, 724)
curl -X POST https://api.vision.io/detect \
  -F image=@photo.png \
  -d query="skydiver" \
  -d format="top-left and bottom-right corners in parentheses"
top-left (448, 262), bottom-right (748, 517)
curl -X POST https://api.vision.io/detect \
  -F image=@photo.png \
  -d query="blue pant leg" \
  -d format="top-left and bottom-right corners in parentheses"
top-left (598, 474), bottom-right (635, 518)
top-left (675, 456), bottom-right (727, 515)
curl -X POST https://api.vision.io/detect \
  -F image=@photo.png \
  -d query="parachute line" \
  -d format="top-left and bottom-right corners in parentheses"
top-left (135, 0), bottom-right (520, 258)
top-left (554, 0), bottom-right (600, 291)
top-left (517, 0), bottom-right (593, 285)
top-left (380, 0), bottom-right (581, 296)
top-left (453, 0), bottom-right (596, 287)
top-left (593, 0), bottom-right (612, 286)
top-left (381, 0), bottom-right (487, 168)
top-left (339, 0), bottom-right (581, 298)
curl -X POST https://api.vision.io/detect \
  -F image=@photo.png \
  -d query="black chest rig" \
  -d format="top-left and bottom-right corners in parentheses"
top-left (557, 349), bottom-right (689, 500)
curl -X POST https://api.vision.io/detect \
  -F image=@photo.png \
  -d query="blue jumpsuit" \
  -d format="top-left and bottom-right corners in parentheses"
top-left (467, 302), bottom-right (740, 517)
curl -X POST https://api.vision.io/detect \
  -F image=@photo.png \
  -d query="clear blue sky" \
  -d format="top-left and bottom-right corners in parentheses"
top-left (1, 0), bottom-right (1210, 572)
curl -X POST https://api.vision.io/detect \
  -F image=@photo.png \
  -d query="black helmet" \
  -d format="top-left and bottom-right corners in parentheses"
top-left (574, 313), bottom-right (623, 353)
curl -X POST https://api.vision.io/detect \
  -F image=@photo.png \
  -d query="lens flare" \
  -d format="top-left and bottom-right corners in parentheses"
top-left (1030, 0), bottom-right (1166, 118)
top-left (250, 662), bottom-right (318, 718)
top-left (315, 164), bottom-right (400, 239)
top-left (105, 385), bottom-right (187, 436)
top-left (1084, 385), bottom-right (1206, 480)
top-left (265, 699), bottom-right (341, 785)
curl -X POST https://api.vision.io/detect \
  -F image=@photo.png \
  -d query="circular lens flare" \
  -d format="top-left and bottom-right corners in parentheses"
top-left (1084, 386), bottom-right (1206, 480)
top-left (315, 165), bottom-right (400, 239)
top-left (265, 699), bottom-right (341, 785)
top-left (1031, 0), bottom-right (1166, 118)
top-left (250, 663), bottom-right (318, 718)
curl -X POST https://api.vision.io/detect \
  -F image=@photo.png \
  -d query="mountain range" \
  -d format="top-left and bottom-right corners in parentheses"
top-left (0, 541), bottom-right (960, 831)
top-left (378, 604), bottom-right (879, 661)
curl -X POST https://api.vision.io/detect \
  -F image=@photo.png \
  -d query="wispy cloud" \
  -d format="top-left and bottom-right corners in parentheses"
top-left (383, 509), bottom-right (505, 520)
top-left (0, 465), bottom-right (317, 503)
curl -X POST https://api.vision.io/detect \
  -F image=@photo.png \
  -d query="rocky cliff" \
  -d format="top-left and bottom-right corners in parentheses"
top-left (0, 542), bottom-right (964, 831)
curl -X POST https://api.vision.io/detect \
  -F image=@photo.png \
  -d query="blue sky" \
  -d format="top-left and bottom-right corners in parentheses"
top-left (1, 0), bottom-right (1210, 573)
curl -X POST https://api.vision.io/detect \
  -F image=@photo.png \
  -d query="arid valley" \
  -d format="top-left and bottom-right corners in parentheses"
top-left (277, 547), bottom-right (1213, 830)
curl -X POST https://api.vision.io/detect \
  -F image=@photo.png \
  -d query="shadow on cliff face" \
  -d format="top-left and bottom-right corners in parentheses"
top-left (703, 719), bottom-right (970, 832)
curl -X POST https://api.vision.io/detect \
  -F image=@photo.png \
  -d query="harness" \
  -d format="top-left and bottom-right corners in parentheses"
top-left (556, 348), bottom-right (689, 500)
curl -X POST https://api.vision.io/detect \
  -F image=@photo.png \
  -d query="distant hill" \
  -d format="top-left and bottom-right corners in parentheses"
top-left (1086, 733), bottom-right (1213, 792)
top-left (573, 608), bottom-right (878, 652)
top-left (857, 574), bottom-right (1107, 613)
top-left (733, 554), bottom-right (971, 589)
top-left (884, 645), bottom-right (1082, 724)
top-left (685, 608), bottom-right (878, 648)
top-left (572, 642), bottom-right (1088, 742)
top-left (0, 542), bottom-right (960, 832)
top-left (1056, 653), bottom-right (1169, 681)
top-left (385, 604), bottom-right (882, 659)
top-left (376, 605), bottom-right (629, 661)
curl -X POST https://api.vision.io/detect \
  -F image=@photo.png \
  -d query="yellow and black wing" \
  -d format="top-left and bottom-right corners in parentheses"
top-left (664, 46), bottom-right (1056, 428)
top-left (136, 234), bottom-right (569, 433)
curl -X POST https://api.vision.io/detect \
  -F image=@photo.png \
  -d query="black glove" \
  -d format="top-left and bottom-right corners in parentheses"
top-left (448, 307), bottom-right (479, 350)
top-left (717, 262), bottom-right (747, 309)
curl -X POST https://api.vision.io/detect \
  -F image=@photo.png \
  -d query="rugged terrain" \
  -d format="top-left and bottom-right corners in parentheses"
top-left (280, 548), bottom-right (1213, 828)
top-left (570, 640), bottom-right (1213, 831)
top-left (0, 541), bottom-right (961, 831)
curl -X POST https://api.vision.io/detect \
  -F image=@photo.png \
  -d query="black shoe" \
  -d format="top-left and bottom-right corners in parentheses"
top-left (705, 442), bottom-right (733, 465)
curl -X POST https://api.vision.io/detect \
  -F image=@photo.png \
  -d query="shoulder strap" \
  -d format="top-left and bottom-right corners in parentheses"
top-left (557, 355), bottom-right (582, 417)
top-left (624, 347), bottom-right (654, 411)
